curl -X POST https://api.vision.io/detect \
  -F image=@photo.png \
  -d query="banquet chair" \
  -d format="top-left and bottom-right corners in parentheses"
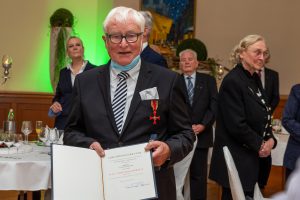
top-left (223, 146), bottom-right (269, 200)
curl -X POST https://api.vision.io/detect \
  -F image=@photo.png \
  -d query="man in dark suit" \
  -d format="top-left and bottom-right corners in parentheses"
top-left (63, 7), bottom-right (195, 200)
top-left (257, 56), bottom-right (280, 189)
top-left (139, 11), bottom-right (168, 68)
top-left (173, 49), bottom-right (218, 200)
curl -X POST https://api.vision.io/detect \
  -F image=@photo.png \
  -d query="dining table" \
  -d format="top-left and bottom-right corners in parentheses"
top-left (271, 131), bottom-right (289, 190)
top-left (0, 143), bottom-right (51, 199)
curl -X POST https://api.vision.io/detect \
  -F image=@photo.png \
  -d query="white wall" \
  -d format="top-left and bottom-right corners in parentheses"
top-left (196, 0), bottom-right (299, 95)
top-left (0, 0), bottom-right (298, 94)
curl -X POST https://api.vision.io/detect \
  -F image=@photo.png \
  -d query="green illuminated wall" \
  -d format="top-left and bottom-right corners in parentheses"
top-left (0, 0), bottom-right (112, 93)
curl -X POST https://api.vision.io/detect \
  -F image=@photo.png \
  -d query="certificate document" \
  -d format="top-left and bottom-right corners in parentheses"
top-left (52, 143), bottom-right (157, 200)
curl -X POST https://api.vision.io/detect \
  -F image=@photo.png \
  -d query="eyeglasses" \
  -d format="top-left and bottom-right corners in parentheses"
top-left (248, 49), bottom-right (270, 58)
top-left (106, 32), bottom-right (143, 44)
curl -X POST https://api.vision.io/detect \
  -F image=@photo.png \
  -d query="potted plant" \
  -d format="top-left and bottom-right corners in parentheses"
top-left (49, 8), bottom-right (74, 90)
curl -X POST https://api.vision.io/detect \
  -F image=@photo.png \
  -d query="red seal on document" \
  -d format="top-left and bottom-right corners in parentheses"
top-left (149, 100), bottom-right (160, 125)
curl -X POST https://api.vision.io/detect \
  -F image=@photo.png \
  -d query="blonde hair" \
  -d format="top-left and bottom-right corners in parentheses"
top-left (229, 34), bottom-right (266, 65)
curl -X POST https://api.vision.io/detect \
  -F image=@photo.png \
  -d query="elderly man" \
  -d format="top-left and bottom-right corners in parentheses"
top-left (63, 6), bottom-right (195, 200)
top-left (174, 49), bottom-right (217, 200)
top-left (139, 11), bottom-right (168, 68)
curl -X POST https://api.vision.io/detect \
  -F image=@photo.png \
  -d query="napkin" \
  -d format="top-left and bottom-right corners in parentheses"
top-left (139, 87), bottom-right (159, 100)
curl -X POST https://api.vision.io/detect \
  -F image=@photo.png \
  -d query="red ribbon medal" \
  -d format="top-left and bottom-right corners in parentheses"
top-left (150, 100), bottom-right (160, 125)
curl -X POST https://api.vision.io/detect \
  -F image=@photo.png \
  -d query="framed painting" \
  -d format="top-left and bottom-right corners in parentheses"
top-left (141, 0), bottom-right (195, 47)
top-left (140, 0), bottom-right (195, 68)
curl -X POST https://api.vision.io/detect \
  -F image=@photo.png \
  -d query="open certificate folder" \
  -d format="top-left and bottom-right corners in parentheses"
top-left (52, 143), bottom-right (157, 200)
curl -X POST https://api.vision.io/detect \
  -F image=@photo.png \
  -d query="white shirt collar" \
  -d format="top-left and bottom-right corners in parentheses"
top-left (184, 72), bottom-right (196, 79)
top-left (142, 42), bottom-right (148, 51)
top-left (110, 59), bottom-right (141, 82)
top-left (67, 60), bottom-right (88, 74)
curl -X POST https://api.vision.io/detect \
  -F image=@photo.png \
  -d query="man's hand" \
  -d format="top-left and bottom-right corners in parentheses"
top-left (192, 124), bottom-right (205, 135)
top-left (145, 141), bottom-right (171, 167)
top-left (89, 141), bottom-right (105, 157)
top-left (50, 101), bottom-right (63, 113)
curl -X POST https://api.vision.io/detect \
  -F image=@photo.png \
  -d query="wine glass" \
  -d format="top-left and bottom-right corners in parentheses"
top-left (14, 134), bottom-right (24, 154)
top-left (4, 133), bottom-right (15, 154)
top-left (38, 127), bottom-right (48, 145)
top-left (36, 121), bottom-right (43, 140)
top-left (272, 119), bottom-right (282, 134)
top-left (49, 128), bottom-right (59, 145)
top-left (21, 121), bottom-right (33, 144)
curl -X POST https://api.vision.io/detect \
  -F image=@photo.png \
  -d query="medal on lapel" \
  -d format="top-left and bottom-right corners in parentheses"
top-left (150, 100), bottom-right (160, 125)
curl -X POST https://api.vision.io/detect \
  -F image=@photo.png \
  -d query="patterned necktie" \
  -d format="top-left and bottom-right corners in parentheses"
top-left (187, 76), bottom-right (194, 105)
top-left (112, 71), bottom-right (129, 134)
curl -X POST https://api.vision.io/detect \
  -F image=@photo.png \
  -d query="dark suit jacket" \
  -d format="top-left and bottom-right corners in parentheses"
top-left (264, 67), bottom-right (279, 113)
top-left (209, 64), bottom-right (276, 191)
top-left (141, 45), bottom-right (168, 68)
top-left (52, 61), bottom-right (96, 130)
top-left (63, 60), bottom-right (195, 200)
top-left (182, 72), bottom-right (218, 148)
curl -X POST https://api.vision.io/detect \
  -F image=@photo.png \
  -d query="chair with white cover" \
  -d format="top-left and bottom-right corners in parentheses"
top-left (223, 146), bottom-right (269, 200)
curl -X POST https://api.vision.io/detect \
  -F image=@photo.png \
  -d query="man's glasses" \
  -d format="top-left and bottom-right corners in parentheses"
top-left (106, 32), bottom-right (143, 44)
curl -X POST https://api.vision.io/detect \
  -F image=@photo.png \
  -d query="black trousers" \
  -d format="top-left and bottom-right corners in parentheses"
top-left (190, 148), bottom-right (209, 200)
top-left (258, 155), bottom-right (272, 188)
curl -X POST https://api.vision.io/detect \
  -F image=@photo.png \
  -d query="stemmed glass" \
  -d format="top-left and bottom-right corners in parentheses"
top-left (38, 127), bottom-right (48, 145)
top-left (36, 121), bottom-right (43, 134)
top-left (4, 133), bottom-right (15, 154)
top-left (14, 134), bottom-right (24, 154)
top-left (48, 128), bottom-right (59, 145)
top-left (21, 121), bottom-right (32, 144)
top-left (36, 121), bottom-right (43, 143)
top-left (272, 119), bottom-right (282, 134)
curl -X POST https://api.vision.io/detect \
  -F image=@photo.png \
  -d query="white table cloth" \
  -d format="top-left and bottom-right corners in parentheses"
top-left (272, 133), bottom-right (289, 166)
top-left (0, 144), bottom-right (51, 190)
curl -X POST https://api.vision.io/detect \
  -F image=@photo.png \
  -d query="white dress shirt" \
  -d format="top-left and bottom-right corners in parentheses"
top-left (184, 72), bottom-right (196, 89)
top-left (66, 60), bottom-right (88, 86)
top-left (110, 60), bottom-right (141, 132)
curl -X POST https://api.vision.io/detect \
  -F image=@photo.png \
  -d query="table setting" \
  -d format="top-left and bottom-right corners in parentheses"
top-left (0, 120), bottom-right (63, 191)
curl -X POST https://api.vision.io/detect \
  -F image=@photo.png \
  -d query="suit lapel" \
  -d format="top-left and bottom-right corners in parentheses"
top-left (64, 69), bottom-right (72, 90)
top-left (264, 69), bottom-right (271, 92)
top-left (236, 66), bottom-right (266, 107)
top-left (96, 65), bottom-right (119, 135)
top-left (180, 75), bottom-right (190, 106)
top-left (122, 61), bottom-right (153, 134)
top-left (192, 73), bottom-right (203, 107)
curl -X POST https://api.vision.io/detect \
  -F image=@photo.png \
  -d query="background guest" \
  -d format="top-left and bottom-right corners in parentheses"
top-left (282, 84), bottom-right (300, 181)
top-left (209, 34), bottom-right (277, 199)
top-left (257, 50), bottom-right (280, 113)
top-left (257, 49), bottom-right (280, 189)
top-left (271, 158), bottom-right (300, 200)
top-left (63, 7), bottom-right (195, 200)
top-left (49, 36), bottom-right (96, 130)
top-left (139, 11), bottom-right (168, 68)
top-left (173, 49), bottom-right (217, 200)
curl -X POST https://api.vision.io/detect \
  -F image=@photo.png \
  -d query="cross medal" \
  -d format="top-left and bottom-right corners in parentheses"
top-left (150, 100), bottom-right (160, 125)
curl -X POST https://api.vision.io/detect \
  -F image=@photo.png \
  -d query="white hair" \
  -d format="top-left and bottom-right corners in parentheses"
top-left (103, 6), bottom-right (145, 33)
